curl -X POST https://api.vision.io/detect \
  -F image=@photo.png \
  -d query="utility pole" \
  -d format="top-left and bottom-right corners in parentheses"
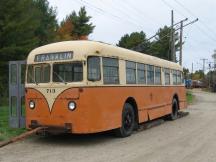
top-left (178, 18), bottom-right (198, 66)
top-left (200, 58), bottom-right (208, 86)
top-left (208, 62), bottom-right (212, 88)
top-left (191, 62), bottom-right (193, 79)
top-left (212, 52), bottom-right (216, 90)
top-left (179, 21), bottom-right (183, 66)
top-left (213, 50), bottom-right (216, 69)
top-left (170, 10), bottom-right (175, 62)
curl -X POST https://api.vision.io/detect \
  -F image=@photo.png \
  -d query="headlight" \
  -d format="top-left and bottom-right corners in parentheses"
top-left (68, 101), bottom-right (76, 111)
top-left (29, 100), bottom-right (35, 109)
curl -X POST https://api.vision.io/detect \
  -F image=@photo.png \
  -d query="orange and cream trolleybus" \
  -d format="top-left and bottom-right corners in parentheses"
top-left (25, 40), bottom-right (187, 137)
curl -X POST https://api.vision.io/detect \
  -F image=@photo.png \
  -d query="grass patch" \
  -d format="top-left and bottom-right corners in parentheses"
top-left (186, 91), bottom-right (194, 104)
top-left (0, 106), bottom-right (26, 141)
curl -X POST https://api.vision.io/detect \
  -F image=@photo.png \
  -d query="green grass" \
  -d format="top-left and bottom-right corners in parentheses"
top-left (186, 91), bottom-right (194, 104)
top-left (0, 106), bottom-right (26, 141)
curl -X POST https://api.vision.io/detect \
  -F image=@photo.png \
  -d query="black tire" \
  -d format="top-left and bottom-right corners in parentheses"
top-left (115, 103), bottom-right (135, 137)
top-left (168, 98), bottom-right (179, 120)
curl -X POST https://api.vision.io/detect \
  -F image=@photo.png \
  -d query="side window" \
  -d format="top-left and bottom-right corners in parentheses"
top-left (164, 68), bottom-right (170, 85)
top-left (126, 61), bottom-right (136, 84)
top-left (155, 67), bottom-right (161, 85)
top-left (172, 70), bottom-right (177, 85)
top-left (102, 57), bottom-right (119, 84)
top-left (88, 56), bottom-right (101, 81)
top-left (137, 63), bottom-right (146, 84)
top-left (147, 65), bottom-right (154, 85)
top-left (181, 72), bottom-right (184, 84)
top-left (177, 71), bottom-right (181, 85)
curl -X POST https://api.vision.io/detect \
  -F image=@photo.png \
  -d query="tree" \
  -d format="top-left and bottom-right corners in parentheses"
top-left (149, 26), bottom-right (180, 61)
top-left (117, 31), bottom-right (151, 53)
top-left (56, 18), bottom-right (74, 41)
top-left (183, 68), bottom-right (190, 79)
top-left (33, 0), bottom-right (58, 46)
top-left (192, 70), bottom-right (204, 80)
top-left (0, 0), bottom-right (57, 101)
top-left (117, 26), bottom-right (180, 61)
top-left (57, 7), bottom-right (95, 41)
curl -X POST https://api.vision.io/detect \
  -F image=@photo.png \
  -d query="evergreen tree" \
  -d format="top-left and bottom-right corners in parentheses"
top-left (117, 31), bottom-right (151, 53)
top-left (57, 7), bottom-right (95, 41)
top-left (117, 26), bottom-right (180, 61)
top-left (33, 0), bottom-right (58, 46)
top-left (149, 26), bottom-right (180, 61)
top-left (0, 0), bottom-right (57, 101)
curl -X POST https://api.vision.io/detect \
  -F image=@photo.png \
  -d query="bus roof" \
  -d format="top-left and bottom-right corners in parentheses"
top-left (27, 40), bottom-right (183, 71)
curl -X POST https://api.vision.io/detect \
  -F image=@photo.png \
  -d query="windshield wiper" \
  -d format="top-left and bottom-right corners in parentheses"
top-left (53, 71), bottom-right (67, 84)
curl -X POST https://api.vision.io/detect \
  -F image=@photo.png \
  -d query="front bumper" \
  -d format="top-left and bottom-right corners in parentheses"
top-left (29, 120), bottom-right (72, 134)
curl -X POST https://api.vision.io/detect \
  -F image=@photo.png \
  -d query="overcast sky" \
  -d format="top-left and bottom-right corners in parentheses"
top-left (48, 0), bottom-right (216, 72)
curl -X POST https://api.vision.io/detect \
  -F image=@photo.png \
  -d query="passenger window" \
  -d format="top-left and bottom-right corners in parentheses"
top-left (164, 68), bottom-right (170, 85)
top-left (172, 70), bottom-right (177, 85)
top-left (177, 71), bottom-right (181, 85)
top-left (126, 61), bottom-right (136, 84)
top-left (147, 65), bottom-right (154, 85)
top-left (155, 67), bottom-right (161, 85)
top-left (88, 56), bottom-right (101, 81)
top-left (137, 63), bottom-right (146, 84)
top-left (181, 72), bottom-right (184, 84)
top-left (103, 57), bottom-right (119, 84)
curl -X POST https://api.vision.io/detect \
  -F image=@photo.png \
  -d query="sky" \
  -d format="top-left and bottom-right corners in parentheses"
top-left (48, 0), bottom-right (216, 72)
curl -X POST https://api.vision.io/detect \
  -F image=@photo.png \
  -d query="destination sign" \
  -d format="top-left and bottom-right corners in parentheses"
top-left (34, 52), bottom-right (73, 62)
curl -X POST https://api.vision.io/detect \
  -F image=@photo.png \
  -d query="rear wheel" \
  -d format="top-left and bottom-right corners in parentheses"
top-left (115, 103), bottom-right (135, 137)
top-left (169, 98), bottom-right (179, 120)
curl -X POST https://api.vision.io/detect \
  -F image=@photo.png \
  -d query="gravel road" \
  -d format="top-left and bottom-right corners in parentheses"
top-left (1, 89), bottom-right (216, 162)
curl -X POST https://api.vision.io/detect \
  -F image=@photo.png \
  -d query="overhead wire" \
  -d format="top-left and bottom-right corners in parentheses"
top-left (112, 0), bottom-right (158, 29)
top-left (162, 0), bottom-right (216, 43)
top-left (73, 0), bottom-right (121, 21)
top-left (173, 0), bottom-right (216, 34)
top-left (96, 0), bottom-right (146, 30)
top-left (78, 0), bottom-right (147, 30)
top-left (160, 0), bottom-right (187, 18)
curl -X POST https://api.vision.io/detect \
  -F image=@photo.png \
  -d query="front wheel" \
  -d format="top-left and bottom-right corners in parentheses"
top-left (115, 103), bottom-right (135, 137)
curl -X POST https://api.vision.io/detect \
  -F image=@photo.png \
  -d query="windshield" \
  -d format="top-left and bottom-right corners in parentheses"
top-left (53, 62), bottom-right (83, 83)
top-left (27, 64), bottom-right (50, 83)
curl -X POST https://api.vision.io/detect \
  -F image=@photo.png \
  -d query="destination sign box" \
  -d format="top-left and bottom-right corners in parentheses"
top-left (34, 52), bottom-right (73, 62)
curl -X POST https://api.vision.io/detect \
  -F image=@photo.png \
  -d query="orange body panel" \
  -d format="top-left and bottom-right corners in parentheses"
top-left (25, 86), bottom-right (187, 134)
